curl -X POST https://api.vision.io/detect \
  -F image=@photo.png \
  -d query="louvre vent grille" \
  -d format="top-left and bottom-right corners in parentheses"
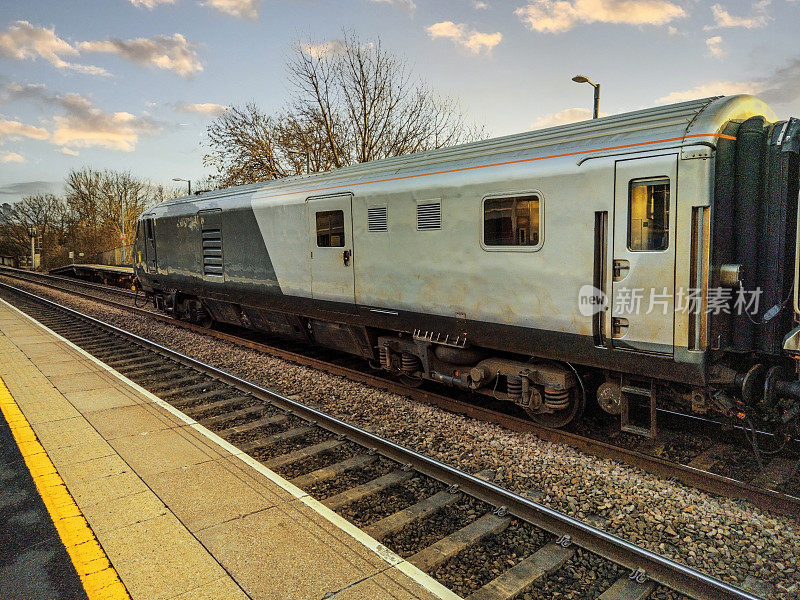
top-left (368, 207), bottom-right (388, 232)
top-left (417, 202), bottom-right (441, 231)
top-left (202, 228), bottom-right (223, 276)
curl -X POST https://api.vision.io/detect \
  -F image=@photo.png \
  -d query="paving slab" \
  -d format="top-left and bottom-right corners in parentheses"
top-left (111, 425), bottom-right (222, 476)
top-left (87, 403), bottom-right (184, 440)
top-left (198, 500), bottom-right (385, 600)
top-left (46, 371), bottom-right (113, 394)
top-left (63, 387), bottom-right (141, 413)
top-left (98, 512), bottom-right (229, 600)
top-left (333, 567), bottom-right (443, 600)
top-left (146, 456), bottom-right (283, 531)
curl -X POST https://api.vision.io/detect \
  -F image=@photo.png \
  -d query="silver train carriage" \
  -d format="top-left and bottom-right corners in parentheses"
top-left (134, 95), bottom-right (800, 437)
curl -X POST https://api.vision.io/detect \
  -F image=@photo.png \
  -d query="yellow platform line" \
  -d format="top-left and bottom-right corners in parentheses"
top-left (0, 376), bottom-right (130, 600)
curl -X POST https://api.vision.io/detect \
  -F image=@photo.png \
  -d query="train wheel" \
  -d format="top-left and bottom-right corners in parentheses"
top-left (525, 388), bottom-right (585, 428)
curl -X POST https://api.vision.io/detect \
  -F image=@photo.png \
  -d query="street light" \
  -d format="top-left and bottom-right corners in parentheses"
top-left (172, 177), bottom-right (192, 195)
top-left (288, 150), bottom-right (311, 175)
top-left (121, 194), bottom-right (126, 264)
top-left (572, 74), bottom-right (600, 119)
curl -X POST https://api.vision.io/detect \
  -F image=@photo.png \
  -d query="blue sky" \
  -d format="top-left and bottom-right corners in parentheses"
top-left (1, 0), bottom-right (799, 203)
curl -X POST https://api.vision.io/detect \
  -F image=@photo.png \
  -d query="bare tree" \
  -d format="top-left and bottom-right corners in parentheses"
top-left (98, 170), bottom-right (153, 249)
top-left (203, 104), bottom-right (289, 187)
top-left (65, 167), bottom-right (161, 261)
top-left (65, 167), bottom-right (105, 257)
top-left (0, 194), bottom-right (70, 268)
top-left (0, 170), bottom-right (181, 269)
top-left (204, 31), bottom-right (483, 186)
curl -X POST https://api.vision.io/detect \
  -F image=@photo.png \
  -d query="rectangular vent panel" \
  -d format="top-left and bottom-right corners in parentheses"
top-left (202, 228), bottom-right (223, 276)
top-left (368, 207), bottom-right (388, 232)
top-left (417, 202), bottom-right (441, 231)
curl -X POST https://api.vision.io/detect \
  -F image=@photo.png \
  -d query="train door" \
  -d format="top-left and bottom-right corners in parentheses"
top-left (143, 214), bottom-right (157, 274)
top-left (307, 194), bottom-right (356, 310)
top-left (610, 154), bottom-right (678, 354)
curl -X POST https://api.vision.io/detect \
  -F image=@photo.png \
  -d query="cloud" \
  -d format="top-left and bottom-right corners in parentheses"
top-left (426, 21), bottom-right (503, 54)
top-left (79, 34), bottom-right (202, 78)
top-left (301, 40), bottom-right (348, 59)
top-left (0, 151), bottom-right (25, 163)
top-left (0, 82), bottom-right (49, 105)
top-left (129, 0), bottom-right (175, 8)
top-left (0, 119), bottom-right (50, 143)
top-left (515, 0), bottom-right (685, 33)
top-left (759, 56), bottom-right (800, 104)
top-left (50, 93), bottom-right (161, 151)
top-left (529, 107), bottom-right (610, 128)
top-left (367, 0), bottom-right (417, 15)
top-left (202, 0), bottom-right (262, 18)
top-left (59, 147), bottom-right (79, 156)
top-left (0, 21), bottom-right (109, 75)
top-left (0, 22), bottom-right (202, 77)
top-left (656, 81), bottom-right (763, 104)
top-left (0, 82), bottom-right (162, 152)
top-left (174, 102), bottom-right (228, 116)
top-left (656, 53), bottom-right (800, 107)
top-left (705, 1), bottom-right (771, 29)
top-left (0, 180), bottom-right (61, 198)
top-left (706, 36), bottom-right (726, 58)
top-left (474, 0), bottom-right (489, 7)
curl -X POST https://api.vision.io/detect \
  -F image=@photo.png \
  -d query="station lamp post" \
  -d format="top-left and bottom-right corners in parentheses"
top-left (27, 225), bottom-right (36, 270)
top-left (572, 75), bottom-right (600, 119)
top-left (120, 194), bottom-right (127, 264)
top-left (172, 177), bottom-right (192, 195)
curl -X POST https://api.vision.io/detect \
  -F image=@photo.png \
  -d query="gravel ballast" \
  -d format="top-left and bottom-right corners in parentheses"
top-left (3, 277), bottom-right (798, 600)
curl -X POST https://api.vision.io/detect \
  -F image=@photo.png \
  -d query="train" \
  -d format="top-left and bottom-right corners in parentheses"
top-left (134, 95), bottom-right (800, 440)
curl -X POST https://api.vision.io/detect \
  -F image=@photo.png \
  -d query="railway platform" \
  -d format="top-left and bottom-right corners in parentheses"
top-left (0, 298), bottom-right (452, 600)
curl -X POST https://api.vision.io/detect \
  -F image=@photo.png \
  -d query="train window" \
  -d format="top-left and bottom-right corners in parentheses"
top-left (483, 194), bottom-right (540, 247)
top-left (145, 218), bottom-right (154, 240)
top-left (316, 210), bottom-right (345, 247)
top-left (628, 178), bottom-right (669, 251)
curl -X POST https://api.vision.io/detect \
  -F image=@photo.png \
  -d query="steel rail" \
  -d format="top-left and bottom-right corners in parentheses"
top-left (0, 266), bottom-right (137, 298)
top-left (0, 280), bottom-right (764, 600)
top-left (2, 269), bottom-right (798, 516)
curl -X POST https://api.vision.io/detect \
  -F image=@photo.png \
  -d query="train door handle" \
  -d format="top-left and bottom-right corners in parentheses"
top-left (613, 259), bottom-right (630, 281)
top-left (612, 317), bottom-right (629, 338)
top-left (343, 249), bottom-right (351, 266)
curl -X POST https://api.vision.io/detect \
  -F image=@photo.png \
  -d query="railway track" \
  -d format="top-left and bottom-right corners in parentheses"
top-left (0, 280), bottom-right (766, 600)
top-left (1, 266), bottom-right (798, 516)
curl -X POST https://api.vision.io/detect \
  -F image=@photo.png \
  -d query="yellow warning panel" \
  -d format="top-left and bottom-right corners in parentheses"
top-left (0, 376), bottom-right (131, 600)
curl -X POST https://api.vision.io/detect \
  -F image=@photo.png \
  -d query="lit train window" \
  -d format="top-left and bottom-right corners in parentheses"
top-left (483, 194), bottom-right (540, 247)
top-left (628, 178), bottom-right (669, 251)
top-left (316, 210), bottom-right (345, 247)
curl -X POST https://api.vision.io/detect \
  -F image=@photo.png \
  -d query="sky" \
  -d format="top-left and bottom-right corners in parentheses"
top-left (1, 0), bottom-right (800, 204)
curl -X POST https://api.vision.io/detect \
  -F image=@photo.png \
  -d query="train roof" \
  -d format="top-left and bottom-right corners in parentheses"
top-left (158, 95), bottom-right (776, 208)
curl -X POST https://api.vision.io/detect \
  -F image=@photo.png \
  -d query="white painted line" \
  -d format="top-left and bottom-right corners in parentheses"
top-left (0, 297), bottom-right (463, 600)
